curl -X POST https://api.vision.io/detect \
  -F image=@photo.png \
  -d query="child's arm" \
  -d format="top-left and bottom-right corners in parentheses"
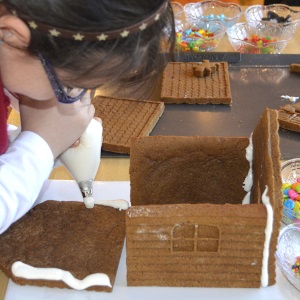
top-left (0, 130), bottom-right (53, 234)
top-left (0, 94), bottom-right (94, 234)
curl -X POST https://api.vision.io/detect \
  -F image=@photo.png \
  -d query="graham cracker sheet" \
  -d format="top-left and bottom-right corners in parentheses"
top-left (92, 96), bottom-right (164, 154)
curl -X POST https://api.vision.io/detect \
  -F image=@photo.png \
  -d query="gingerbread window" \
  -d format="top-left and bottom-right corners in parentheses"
top-left (171, 224), bottom-right (220, 253)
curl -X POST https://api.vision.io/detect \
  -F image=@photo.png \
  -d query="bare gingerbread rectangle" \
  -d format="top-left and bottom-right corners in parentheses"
top-left (161, 62), bottom-right (232, 105)
top-left (93, 96), bottom-right (165, 154)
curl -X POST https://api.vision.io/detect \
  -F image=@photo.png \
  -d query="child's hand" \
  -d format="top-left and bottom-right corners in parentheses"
top-left (70, 117), bottom-right (102, 148)
top-left (18, 93), bottom-right (95, 158)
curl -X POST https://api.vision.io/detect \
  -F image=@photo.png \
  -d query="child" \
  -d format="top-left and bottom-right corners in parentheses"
top-left (0, 0), bottom-right (175, 234)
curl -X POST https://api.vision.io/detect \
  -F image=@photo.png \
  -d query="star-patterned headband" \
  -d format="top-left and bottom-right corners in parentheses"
top-left (2, 1), bottom-right (169, 42)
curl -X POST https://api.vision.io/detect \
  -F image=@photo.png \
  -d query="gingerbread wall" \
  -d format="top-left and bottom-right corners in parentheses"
top-left (126, 203), bottom-right (268, 288)
top-left (127, 109), bottom-right (283, 289)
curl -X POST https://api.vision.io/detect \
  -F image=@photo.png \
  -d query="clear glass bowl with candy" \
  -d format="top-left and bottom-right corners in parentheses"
top-left (226, 21), bottom-right (291, 54)
top-left (276, 223), bottom-right (300, 292)
top-left (245, 4), bottom-right (300, 36)
top-left (184, 1), bottom-right (242, 29)
top-left (281, 158), bottom-right (300, 225)
top-left (175, 20), bottom-right (226, 52)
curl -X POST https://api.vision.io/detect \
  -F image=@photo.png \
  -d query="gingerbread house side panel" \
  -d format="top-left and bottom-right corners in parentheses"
top-left (251, 108), bottom-right (283, 286)
top-left (130, 136), bottom-right (249, 206)
top-left (126, 203), bottom-right (267, 288)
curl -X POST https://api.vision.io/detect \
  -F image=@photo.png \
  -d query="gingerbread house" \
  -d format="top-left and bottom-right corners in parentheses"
top-left (126, 108), bottom-right (283, 288)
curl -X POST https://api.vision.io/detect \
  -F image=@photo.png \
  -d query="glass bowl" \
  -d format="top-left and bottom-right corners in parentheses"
top-left (175, 20), bottom-right (226, 52)
top-left (276, 223), bottom-right (300, 292)
top-left (281, 159), bottom-right (300, 225)
top-left (245, 4), bottom-right (300, 36)
top-left (171, 1), bottom-right (185, 32)
top-left (184, 1), bottom-right (242, 29)
top-left (226, 22), bottom-right (291, 54)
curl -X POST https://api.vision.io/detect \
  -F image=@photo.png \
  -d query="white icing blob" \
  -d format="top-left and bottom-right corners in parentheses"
top-left (260, 186), bottom-right (274, 288)
top-left (95, 199), bottom-right (130, 211)
top-left (84, 196), bottom-right (95, 209)
top-left (242, 134), bottom-right (253, 204)
top-left (281, 95), bottom-right (299, 103)
top-left (11, 261), bottom-right (112, 290)
top-left (243, 169), bottom-right (253, 193)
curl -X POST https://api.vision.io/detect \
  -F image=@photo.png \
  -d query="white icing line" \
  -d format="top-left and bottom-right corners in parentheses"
top-left (11, 261), bottom-right (112, 290)
top-left (243, 168), bottom-right (253, 193)
top-left (242, 134), bottom-right (253, 204)
top-left (260, 186), bottom-right (273, 288)
top-left (242, 191), bottom-right (251, 205)
top-left (94, 199), bottom-right (130, 210)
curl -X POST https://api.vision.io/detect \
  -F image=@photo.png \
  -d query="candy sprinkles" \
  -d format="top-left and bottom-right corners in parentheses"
top-left (240, 35), bottom-right (278, 54)
top-left (282, 179), bottom-right (300, 221)
top-left (176, 28), bottom-right (219, 52)
top-left (292, 256), bottom-right (300, 277)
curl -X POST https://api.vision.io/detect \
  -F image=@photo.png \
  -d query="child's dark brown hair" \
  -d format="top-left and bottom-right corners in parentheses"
top-left (1, 0), bottom-right (175, 90)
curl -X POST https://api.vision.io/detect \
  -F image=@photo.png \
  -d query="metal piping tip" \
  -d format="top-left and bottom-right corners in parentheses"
top-left (78, 179), bottom-right (94, 198)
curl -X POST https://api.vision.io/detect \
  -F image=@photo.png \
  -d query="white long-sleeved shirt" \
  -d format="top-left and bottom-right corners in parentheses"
top-left (0, 130), bottom-right (54, 234)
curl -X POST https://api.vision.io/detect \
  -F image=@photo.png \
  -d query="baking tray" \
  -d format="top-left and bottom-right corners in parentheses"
top-left (100, 54), bottom-right (300, 160)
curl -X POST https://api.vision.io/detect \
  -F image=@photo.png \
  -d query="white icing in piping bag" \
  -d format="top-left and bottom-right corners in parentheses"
top-left (59, 118), bottom-right (102, 209)
top-left (12, 261), bottom-right (111, 290)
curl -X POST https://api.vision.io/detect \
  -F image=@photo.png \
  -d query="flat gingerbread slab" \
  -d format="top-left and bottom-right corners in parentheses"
top-left (161, 61), bottom-right (232, 105)
top-left (278, 103), bottom-right (300, 132)
top-left (93, 96), bottom-right (164, 154)
top-left (0, 201), bottom-right (125, 292)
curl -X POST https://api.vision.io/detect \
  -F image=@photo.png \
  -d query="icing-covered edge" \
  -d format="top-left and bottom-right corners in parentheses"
top-left (260, 186), bottom-right (273, 287)
top-left (11, 261), bottom-right (112, 290)
top-left (242, 134), bottom-right (253, 204)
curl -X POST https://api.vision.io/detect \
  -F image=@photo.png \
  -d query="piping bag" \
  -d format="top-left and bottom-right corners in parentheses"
top-left (59, 118), bottom-right (102, 209)
top-left (5, 89), bottom-right (129, 210)
top-left (59, 119), bottom-right (129, 210)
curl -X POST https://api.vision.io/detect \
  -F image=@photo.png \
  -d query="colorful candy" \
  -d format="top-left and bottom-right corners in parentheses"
top-left (237, 35), bottom-right (279, 54)
top-left (200, 13), bottom-right (226, 21)
top-left (175, 28), bottom-right (219, 52)
top-left (282, 178), bottom-right (300, 221)
top-left (292, 256), bottom-right (300, 277)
